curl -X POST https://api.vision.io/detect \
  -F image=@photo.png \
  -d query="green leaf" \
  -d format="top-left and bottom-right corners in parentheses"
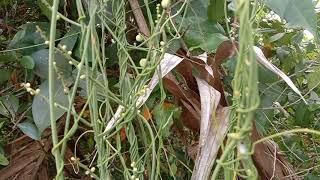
top-left (0, 96), bottom-right (19, 118)
top-left (306, 67), bottom-right (320, 91)
top-left (208, 0), bottom-right (225, 22)
top-left (294, 102), bottom-right (312, 127)
top-left (17, 120), bottom-right (41, 140)
top-left (0, 52), bottom-right (18, 63)
top-left (8, 22), bottom-right (60, 55)
top-left (58, 25), bottom-right (80, 52)
top-left (0, 153), bottom-right (9, 166)
top-left (263, 0), bottom-right (317, 37)
top-left (174, 0), bottom-right (227, 53)
top-left (31, 49), bottom-right (73, 85)
top-left (269, 32), bottom-right (285, 42)
top-left (153, 103), bottom-right (181, 138)
top-left (20, 56), bottom-right (35, 69)
top-left (0, 69), bottom-right (12, 84)
top-left (32, 78), bottom-right (68, 133)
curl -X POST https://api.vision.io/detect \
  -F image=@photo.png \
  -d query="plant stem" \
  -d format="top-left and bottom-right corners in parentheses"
top-left (48, 0), bottom-right (64, 179)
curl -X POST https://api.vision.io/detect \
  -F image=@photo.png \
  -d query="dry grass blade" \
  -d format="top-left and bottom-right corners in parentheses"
top-left (253, 46), bottom-right (307, 104)
top-left (191, 78), bottom-right (229, 180)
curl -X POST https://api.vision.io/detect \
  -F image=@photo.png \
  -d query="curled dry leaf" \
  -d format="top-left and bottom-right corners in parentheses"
top-left (251, 124), bottom-right (300, 180)
top-left (253, 46), bottom-right (307, 104)
top-left (191, 77), bottom-right (229, 180)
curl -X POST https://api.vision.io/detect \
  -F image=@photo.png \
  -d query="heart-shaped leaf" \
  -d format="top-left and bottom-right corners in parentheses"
top-left (32, 78), bottom-right (68, 133)
top-left (20, 56), bottom-right (35, 69)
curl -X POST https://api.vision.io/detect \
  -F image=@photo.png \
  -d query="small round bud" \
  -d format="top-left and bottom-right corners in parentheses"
top-left (45, 40), bottom-right (50, 45)
top-left (56, 15), bottom-right (60, 19)
top-left (111, 39), bottom-right (115, 44)
top-left (130, 161), bottom-right (136, 167)
top-left (25, 82), bottom-right (31, 88)
top-left (35, 89), bottom-right (40, 94)
top-left (26, 87), bottom-right (32, 92)
top-left (30, 91), bottom-right (35, 95)
top-left (135, 34), bottom-right (144, 42)
top-left (80, 74), bottom-right (86, 79)
top-left (155, 20), bottom-right (158, 23)
top-left (54, 102), bottom-right (58, 107)
top-left (70, 157), bottom-right (76, 161)
top-left (130, 175), bottom-right (135, 179)
top-left (85, 170), bottom-right (90, 175)
top-left (160, 41), bottom-right (165, 46)
top-left (133, 167), bottom-right (137, 172)
top-left (64, 88), bottom-right (69, 93)
top-left (53, 61), bottom-right (56, 65)
top-left (67, 51), bottom-right (72, 55)
top-left (68, 61), bottom-right (73, 65)
top-left (139, 58), bottom-right (147, 67)
top-left (90, 167), bottom-right (96, 172)
top-left (61, 45), bottom-right (67, 50)
top-left (161, 0), bottom-right (171, 9)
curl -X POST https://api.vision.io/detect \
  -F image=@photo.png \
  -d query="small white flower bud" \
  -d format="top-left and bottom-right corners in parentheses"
top-left (80, 74), bottom-right (86, 79)
top-left (35, 89), bottom-right (40, 94)
top-left (45, 40), bottom-right (50, 45)
top-left (61, 45), bottom-right (67, 50)
top-left (25, 82), bottom-right (31, 88)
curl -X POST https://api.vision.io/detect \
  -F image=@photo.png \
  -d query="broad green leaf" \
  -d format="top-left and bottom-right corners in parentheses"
top-left (32, 78), bottom-right (68, 133)
top-left (0, 96), bottom-right (19, 118)
top-left (0, 153), bottom-right (9, 166)
top-left (178, 17), bottom-right (226, 52)
top-left (0, 52), bottom-right (18, 63)
top-left (17, 120), bottom-right (41, 140)
top-left (294, 102), bottom-right (312, 127)
top-left (31, 49), bottom-right (73, 85)
top-left (306, 67), bottom-right (320, 91)
top-left (0, 69), bottom-right (12, 84)
top-left (20, 56), bottom-right (35, 69)
top-left (174, 0), bottom-right (227, 53)
top-left (58, 25), bottom-right (80, 52)
top-left (208, 0), bottom-right (225, 22)
top-left (153, 103), bottom-right (178, 138)
top-left (269, 32), bottom-right (285, 42)
top-left (8, 22), bottom-right (60, 55)
top-left (263, 0), bottom-right (317, 37)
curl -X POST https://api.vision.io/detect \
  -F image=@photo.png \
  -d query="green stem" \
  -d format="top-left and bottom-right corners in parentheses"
top-left (48, 0), bottom-right (64, 179)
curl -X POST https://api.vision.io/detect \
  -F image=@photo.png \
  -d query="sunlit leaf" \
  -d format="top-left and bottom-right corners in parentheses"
top-left (0, 153), bottom-right (9, 166)
top-left (263, 0), bottom-right (317, 37)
